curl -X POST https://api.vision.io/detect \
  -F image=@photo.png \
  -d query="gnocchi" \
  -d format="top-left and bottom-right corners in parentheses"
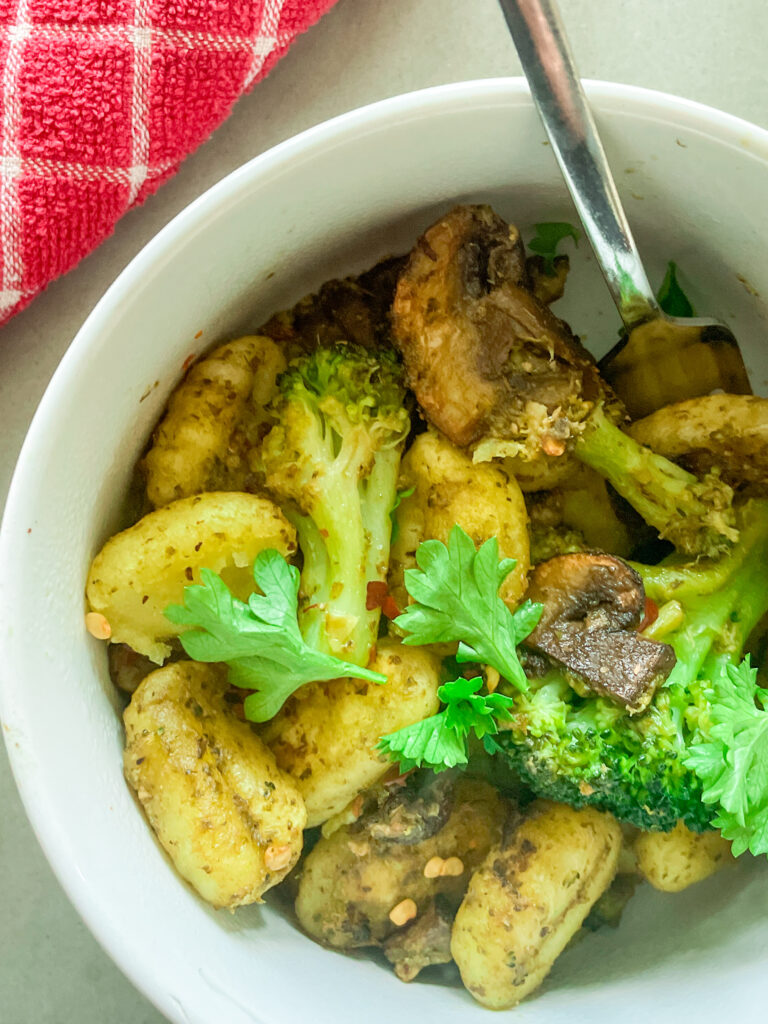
top-left (144, 335), bottom-right (286, 508)
top-left (633, 821), bottom-right (733, 892)
top-left (86, 491), bottom-right (296, 662)
top-left (260, 639), bottom-right (441, 827)
top-left (451, 801), bottom-right (622, 1009)
top-left (628, 394), bottom-right (768, 496)
top-left (389, 429), bottom-right (530, 610)
top-left (124, 661), bottom-right (306, 908)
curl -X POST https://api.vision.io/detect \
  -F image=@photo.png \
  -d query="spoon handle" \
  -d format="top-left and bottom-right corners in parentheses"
top-left (498, 0), bottom-right (659, 328)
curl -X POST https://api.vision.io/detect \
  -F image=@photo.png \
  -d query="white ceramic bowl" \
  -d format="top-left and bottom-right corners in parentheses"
top-left (2, 79), bottom-right (768, 1024)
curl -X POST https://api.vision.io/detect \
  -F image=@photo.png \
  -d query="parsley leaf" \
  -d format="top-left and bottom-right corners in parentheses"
top-left (394, 525), bottom-right (542, 691)
top-left (164, 549), bottom-right (386, 723)
top-left (377, 708), bottom-right (469, 772)
top-left (390, 485), bottom-right (415, 544)
top-left (684, 657), bottom-right (768, 856)
top-left (528, 221), bottom-right (580, 273)
top-left (657, 261), bottom-right (694, 317)
top-left (377, 675), bottom-right (516, 772)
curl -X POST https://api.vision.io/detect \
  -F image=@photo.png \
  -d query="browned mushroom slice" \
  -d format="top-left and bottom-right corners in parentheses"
top-left (352, 771), bottom-right (455, 846)
top-left (524, 553), bottom-right (676, 714)
top-left (259, 255), bottom-right (407, 353)
top-left (528, 552), bottom-right (646, 631)
top-left (391, 204), bottom-right (611, 457)
top-left (383, 896), bottom-right (455, 982)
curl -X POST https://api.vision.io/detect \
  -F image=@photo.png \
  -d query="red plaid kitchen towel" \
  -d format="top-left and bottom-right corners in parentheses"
top-left (0, 0), bottom-right (337, 325)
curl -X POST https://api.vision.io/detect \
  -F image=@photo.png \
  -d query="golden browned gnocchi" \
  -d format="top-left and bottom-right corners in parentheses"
top-left (633, 821), bottom-right (733, 892)
top-left (295, 777), bottom-right (508, 950)
top-left (86, 491), bottom-right (296, 662)
top-left (501, 449), bottom-right (579, 493)
top-left (451, 801), bottom-right (622, 1009)
top-left (558, 466), bottom-right (632, 557)
top-left (389, 429), bottom-right (530, 610)
top-left (260, 639), bottom-right (441, 827)
top-left (628, 394), bottom-right (768, 496)
top-left (124, 661), bottom-right (306, 908)
top-left (144, 335), bottom-right (286, 508)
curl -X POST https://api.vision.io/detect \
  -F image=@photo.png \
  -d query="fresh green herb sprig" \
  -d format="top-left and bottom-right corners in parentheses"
top-left (377, 675), bottom-right (516, 773)
top-left (164, 549), bottom-right (386, 723)
top-left (657, 260), bottom-right (694, 317)
top-left (527, 221), bottom-right (580, 273)
top-left (394, 525), bottom-right (542, 691)
top-left (685, 657), bottom-right (768, 856)
top-left (378, 526), bottom-right (543, 773)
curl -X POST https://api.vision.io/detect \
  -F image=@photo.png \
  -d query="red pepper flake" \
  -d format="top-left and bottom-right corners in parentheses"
top-left (365, 581), bottom-right (401, 620)
top-left (194, 330), bottom-right (203, 339)
top-left (638, 597), bottom-right (659, 633)
top-left (182, 353), bottom-right (196, 372)
top-left (366, 580), bottom-right (388, 611)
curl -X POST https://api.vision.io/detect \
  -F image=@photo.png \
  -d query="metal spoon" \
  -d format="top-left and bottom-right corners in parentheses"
top-left (497, 0), bottom-right (752, 418)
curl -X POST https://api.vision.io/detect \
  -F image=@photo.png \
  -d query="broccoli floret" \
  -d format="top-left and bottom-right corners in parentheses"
top-left (494, 500), bottom-right (768, 831)
top-left (529, 524), bottom-right (587, 565)
top-left (262, 342), bottom-right (410, 666)
top-left (575, 405), bottom-right (737, 559)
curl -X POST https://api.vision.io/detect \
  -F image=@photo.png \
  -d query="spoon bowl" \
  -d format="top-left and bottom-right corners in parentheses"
top-left (498, 0), bottom-right (753, 414)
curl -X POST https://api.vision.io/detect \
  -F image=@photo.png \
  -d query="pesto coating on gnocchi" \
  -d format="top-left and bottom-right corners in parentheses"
top-left (144, 334), bottom-right (286, 507)
top-left (86, 491), bottom-right (296, 662)
top-left (451, 802), bottom-right (622, 1009)
top-left (260, 639), bottom-right (442, 827)
top-left (124, 661), bottom-right (306, 908)
top-left (388, 428), bottom-right (530, 611)
top-left (84, 210), bottom-right (766, 1014)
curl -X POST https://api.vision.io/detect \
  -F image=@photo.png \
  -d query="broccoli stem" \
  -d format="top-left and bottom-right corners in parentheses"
top-left (263, 344), bottom-right (410, 669)
top-left (361, 446), bottom-right (401, 589)
top-left (300, 426), bottom-right (381, 666)
top-left (664, 556), bottom-right (768, 688)
top-left (287, 450), bottom-right (399, 666)
top-left (288, 512), bottom-right (331, 653)
top-left (575, 405), bottom-right (738, 557)
top-left (635, 500), bottom-right (767, 602)
top-left (642, 502), bottom-right (768, 686)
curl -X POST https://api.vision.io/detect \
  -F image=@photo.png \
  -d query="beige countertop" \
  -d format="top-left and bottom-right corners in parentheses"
top-left (1, 1), bottom-right (767, 1020)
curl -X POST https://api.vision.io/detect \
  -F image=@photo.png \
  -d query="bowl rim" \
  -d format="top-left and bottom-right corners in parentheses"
top-left (3, 76), bottom-right (768, 1023)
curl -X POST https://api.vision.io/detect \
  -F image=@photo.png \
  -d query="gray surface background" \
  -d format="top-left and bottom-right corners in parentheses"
top-left (1, 1), bottom-right (766, 1021)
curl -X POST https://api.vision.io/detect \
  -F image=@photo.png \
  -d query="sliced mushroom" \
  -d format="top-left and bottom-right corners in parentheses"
top-left (529, 552), bottom-right (646, 631)
top-left (524, 553), bottom-right (676, 714)
top-left (259, 254), bottom-right (407, 353)
top-left (351, 770), bottom-right (455, 846)
top-left (382, 895), bottom-right (454, 982)
top-left (294, 777), bottom-right (508, 951)
top-left (391, 205), bottom-right (620, 461)
top-left (108, 643), bottom-right (158, 695)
